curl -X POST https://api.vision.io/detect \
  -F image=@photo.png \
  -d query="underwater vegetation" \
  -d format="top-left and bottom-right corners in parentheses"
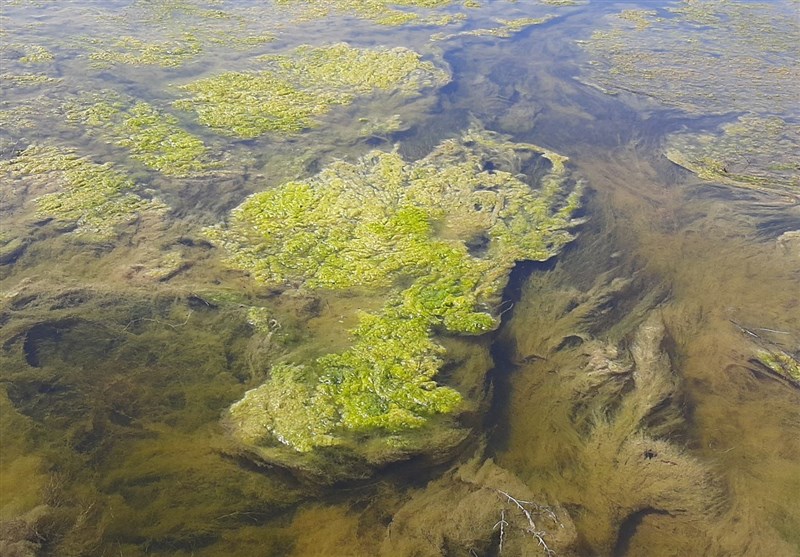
top-left (212, 127), bottom-right (582, 454)
top-left (431, 15), bottom-right (556, 40)
top-left (17, 44), bottom-right (54, 64)
top-left (64, 91), bottom-right (214, 177)
top-left (87, 33), bottom-right (202, 68)
top-left (756, 349), bottom-right (800, 385)
top-left (0, 145), bottom-right (165, 240)
top-left (581, 0), bottom-right (799, 197)
top-left (275, 0), bottom-right (458, 26)
top-left (0, 73), bottom-right (60, 88)
top-left (666, 115), bottom-right (799, 197)
top-left (175, 43), bottom-right (449, 138)
top-left (579, 0), bottom-right (799, 116)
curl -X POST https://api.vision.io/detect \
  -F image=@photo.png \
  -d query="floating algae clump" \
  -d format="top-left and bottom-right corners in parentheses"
top-left (212, 127), bottom-right (583, 453)
top-left (0, 73), bottom-right (61, 88)
top-left (756, 349), bottom-right (800, 385)
top-left (431, 15), bottom-right (556, 40)
top-left (65, 91), bottom-right (213, 177)
top-left (274, 0), bottom-right (453, 26)
top-left (0, 145), bottom-right (164, 239)
top-left (18, 44), bottom-right (54, 64)
top-left (580, 0), bottom-right (799, 115)
top-left (88, 33), bottom-right (201, 68)
top-left (174, 43), bottom-right (449, 138)
top-left (665, 115), bottom-right (799, 196)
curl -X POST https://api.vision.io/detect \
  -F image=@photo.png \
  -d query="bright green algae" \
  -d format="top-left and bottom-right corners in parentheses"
top-left (64, 92), bottom-right (214, 177)
top-left (174, 43), bottom-right (449, 138)
top-left (756, 350), bottom-right (800, 384)
top-left (212, 127), bottom-right (582, 452)
top-left (0, 145), bottom-right (165, 240)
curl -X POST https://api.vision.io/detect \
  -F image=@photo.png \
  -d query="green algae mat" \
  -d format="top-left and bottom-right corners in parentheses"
top-left (216, 127), bottom-right (582, 456)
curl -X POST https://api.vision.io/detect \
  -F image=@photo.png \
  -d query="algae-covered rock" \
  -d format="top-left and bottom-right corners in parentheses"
top-left (212, 127), bottom-right (583, 476)
top-left (0, 145), bottom-right (166, 240)
top-left (64, 91), bottom-right (214, 177)
top-left (174, 43), bottom-right (449, 138)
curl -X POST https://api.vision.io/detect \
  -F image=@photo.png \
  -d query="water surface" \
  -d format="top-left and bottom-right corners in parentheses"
top-left (1, 1), bottom-right (798, 556)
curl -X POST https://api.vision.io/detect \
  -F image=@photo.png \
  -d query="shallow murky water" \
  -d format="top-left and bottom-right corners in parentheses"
top-left (1, 1), bottom-right (798, 556)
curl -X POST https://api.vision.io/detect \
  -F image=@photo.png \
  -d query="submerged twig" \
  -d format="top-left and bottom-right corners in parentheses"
top-left (496, 489), bottom-right (557, 556)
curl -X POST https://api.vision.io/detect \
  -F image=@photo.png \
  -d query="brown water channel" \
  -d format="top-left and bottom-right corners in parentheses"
top-left (1, 1), bottom-right (798, 556)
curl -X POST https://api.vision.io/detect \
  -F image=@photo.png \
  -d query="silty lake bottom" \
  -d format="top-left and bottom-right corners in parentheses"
top-left (1, 1), bottom-right (798, 556)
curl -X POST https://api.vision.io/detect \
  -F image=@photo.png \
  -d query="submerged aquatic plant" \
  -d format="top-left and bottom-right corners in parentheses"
top-left (88, 33), bottom-right (202, 68)
top-left (215, 127), bottom-right (583, 451)
top-left (580, 0), bottom-right (799, 116)
top-left (756, 349), bottom-right (800, 384)
top-left (0, 73), bottom-right (61, 88)
top-left (65, 91), bottom-right (213, 177)
top-left (432, 15), bottom-right (556, 40)
top-left (274, 0), bottom-right (454, 26)
top-left (582, 1), bottom-right (799, 196)
top-left (0, 145), bottom-right (164, 239)
top-left (666, 115), bottom-right (799, 196)
top-left (174, 43), bottom-right (449, 138)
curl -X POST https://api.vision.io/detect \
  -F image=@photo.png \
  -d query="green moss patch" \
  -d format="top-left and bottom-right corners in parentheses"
top-left (216, 127), bottom-right (582, 451)
top-left (174, 43), bottom-right (448, 138)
